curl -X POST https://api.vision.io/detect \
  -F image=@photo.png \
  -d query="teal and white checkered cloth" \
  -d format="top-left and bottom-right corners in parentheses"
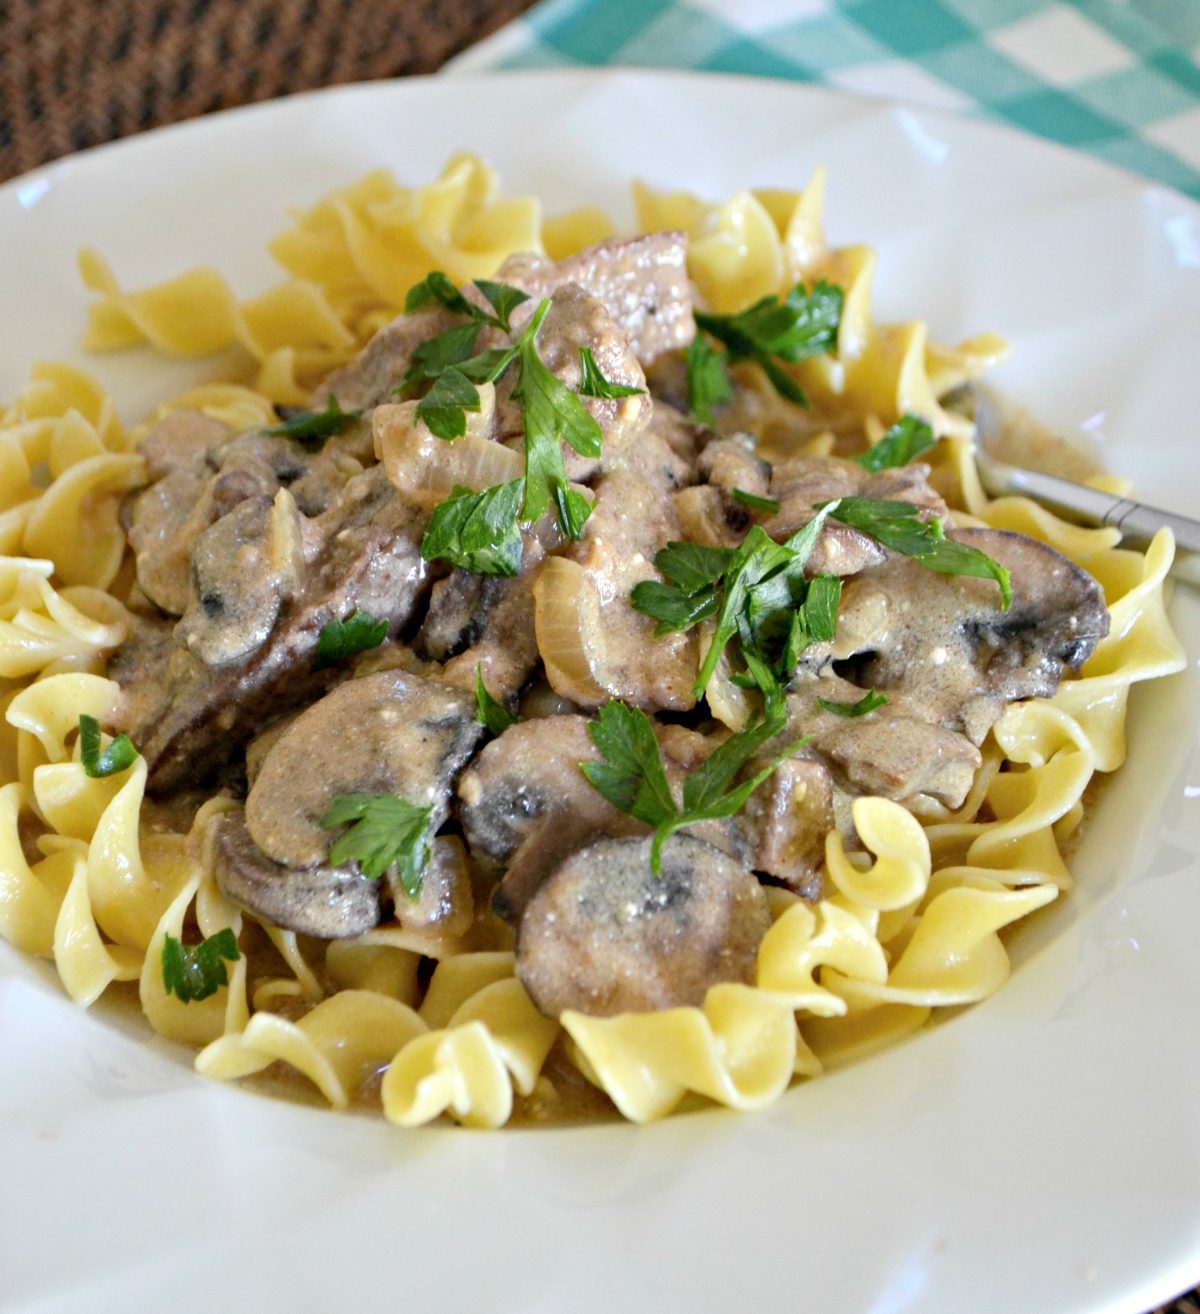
top-left (449, 0), bottom-right (1200, 200)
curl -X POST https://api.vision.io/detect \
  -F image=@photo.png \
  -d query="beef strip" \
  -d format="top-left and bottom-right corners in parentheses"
top-left (495, 232), bottom-right (695, 366)
top-left (698, 434), bottom-right (770, 498)
top-left (734, 754), bottom-right (833, 901)
top-left (115, 465), bottom-right (431, 791)
top-left (515, 834), bottom-right (771, 1018)
top-left (316, 307), bottom-right (458, 411)
top-left (138, 408), bottom-right (228, 480)
top-left (784, 673), bottom-right (983, 811)
top-left (765, 454), bottom-right (950, 577)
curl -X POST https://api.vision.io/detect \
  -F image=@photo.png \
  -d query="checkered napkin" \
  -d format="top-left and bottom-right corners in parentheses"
top-left (448, 0), bottom-right (1200, 200)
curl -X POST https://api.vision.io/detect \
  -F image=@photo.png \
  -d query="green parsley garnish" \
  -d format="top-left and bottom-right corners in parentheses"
top-left (78, 714), bottom-right (138, 779)
top-left (420, 479), bottom-right (525, 577)
top-left (397, 321), bottom-right (482, 396)
top-left (400, 273), bottom-right (600, 544)
top-left (161, 928), bottom-right (240, 1004)
top-left (578, 346), bottom-right (646, 399)
top-left (416, 367), bottom-right (483, 441)
top-left (827, 497), bottom-right (1012, 609)
top-left (267, 395), bottom-right (362, 450)
top-left (730, 487), bottom-right (780, 514)
top-left (312, 611), bottom-right (388, 671)
top-left (630, 505), bottom-right (841, 715)
top-left (475, 666), bottom-right (517, 736)
top-left (580, 700), bottom-right (806, 874)
top-left (817, 689), bottom-right (889, 717)
top-left (686, 333), bottom-right (734, 426)
top-left (855, 415), bottom-right (936, 472)
top-left (320, 793), bottom-right (433, 898)
top-left (404, 271), bottom-right (530, 334)
top-left (401, 272), bottom-right (532, 437)
top-left (693, 280), bottom-right (844, 409)
top-left (512, 300), bottom-right (600, 535)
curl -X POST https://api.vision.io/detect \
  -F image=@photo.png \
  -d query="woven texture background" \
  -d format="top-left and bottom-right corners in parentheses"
top-left (0, 0), bottom-right (536, 181)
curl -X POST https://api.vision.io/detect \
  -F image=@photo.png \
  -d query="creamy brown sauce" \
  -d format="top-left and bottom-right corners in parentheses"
top-left (100, 233), bottom-right (1118, 1125)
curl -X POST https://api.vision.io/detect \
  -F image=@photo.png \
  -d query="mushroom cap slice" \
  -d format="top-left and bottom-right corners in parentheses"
top-left (515, 834), bottom-right (771, 1019)
top-left (246, 669), bottom-right (482, 870)
top-left (833, 527), bottom-right (1110, 745)
top-left (457, 714), bottom-right (644, 921)
top-left (211, 809), bottom-right (380, 939)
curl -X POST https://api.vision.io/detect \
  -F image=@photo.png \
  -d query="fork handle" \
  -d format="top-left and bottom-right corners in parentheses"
top-left (978, 461), bottom-right (1200, 581)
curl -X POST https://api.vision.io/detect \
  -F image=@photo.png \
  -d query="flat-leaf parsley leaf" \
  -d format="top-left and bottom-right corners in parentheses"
top-left (321, 793), bottom-right (433, 898)
top-left (161, 928), bottom-right (240, 1004)
top-left (78, 714), bottom-right (138, 778)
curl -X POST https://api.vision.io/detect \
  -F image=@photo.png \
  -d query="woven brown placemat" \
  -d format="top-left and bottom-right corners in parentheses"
top-left (0, 0), bottom-right (537, 182)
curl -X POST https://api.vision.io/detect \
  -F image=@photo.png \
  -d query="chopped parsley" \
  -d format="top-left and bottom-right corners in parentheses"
top-left (321, 793), bottom-right (433, 898)
top-left (856, 415), bottom-right (936, 473)
top-left (817, 689), bottom-right (889, 717)
top-left (267, 395), bottom-right (362, 450)
top-left (578, 346), bottom-right (645, 399)
top-left (691, 280), bottom-right (844, 410)
top-left (827, 497), bottom-right (1012, 608)
top-left (512, 299), bottom-right (600, 533)
top-left (416, 366), bottom-right (483, 441)
top-left (312, 611), bottom-right (388, 671)
top-left (78, 714), bottom-right (138, 778)
top-left (475, 665), bottom-right (517, 736)
top-left (420, 479), bottom-right (525, 577)
top-left (631, 501), bottom-right (841, 704)
top-left (686, 333), bottom-right (734, 426)
top-left (404, 271), bottom-right (529, 334)
top-left (580, 700), bottom-right (807, 874)
top-left (161, 928), bottom-right (240, 1004)
top-left (399, 272), bottom-right (601, 544)
top-left (730, 487), bottom-right (780, 515)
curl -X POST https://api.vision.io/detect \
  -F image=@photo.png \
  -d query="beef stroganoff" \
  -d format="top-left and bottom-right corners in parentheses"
top-left (0, 155), bottom-right (1184, 1126)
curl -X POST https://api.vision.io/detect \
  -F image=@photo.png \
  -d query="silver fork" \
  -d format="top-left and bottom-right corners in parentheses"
top-left (965, 386), bottom-right (1200, 585)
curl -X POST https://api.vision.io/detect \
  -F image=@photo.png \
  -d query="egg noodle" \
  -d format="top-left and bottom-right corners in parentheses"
top-left (0, 155), bottom-right (1184, 1126)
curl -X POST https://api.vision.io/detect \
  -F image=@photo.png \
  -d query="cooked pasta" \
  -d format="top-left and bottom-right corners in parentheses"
top-left (0, 154), bottom-right (1185, 1131)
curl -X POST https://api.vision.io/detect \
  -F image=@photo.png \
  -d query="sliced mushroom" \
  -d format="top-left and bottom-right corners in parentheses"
top-left (176, 490), bottom-right (306, 668)
top-left (457, 714), bottom-right (642, 920)
top-left (211, 807), bottom-right (381, 939)
top-left (127, 462), bottom-right (221, 614)
top-left (245, 669), bottom-right (482, 870)
top-left (832, 528), bottom-right (1110, 744)
top-left (515, 834), bottom-right (771, 1018)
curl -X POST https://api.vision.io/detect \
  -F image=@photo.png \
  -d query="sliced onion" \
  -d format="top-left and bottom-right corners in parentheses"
top-left (532, 557), bottom-right (607, 706)
top-left (373, 384), bottom-right (519, 507)
top-left (703, 625), bottom-right (752, 731)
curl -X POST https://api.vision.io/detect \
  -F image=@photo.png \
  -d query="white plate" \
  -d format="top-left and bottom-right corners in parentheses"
top-left (2, 70), bottom-right (1198, 1314)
